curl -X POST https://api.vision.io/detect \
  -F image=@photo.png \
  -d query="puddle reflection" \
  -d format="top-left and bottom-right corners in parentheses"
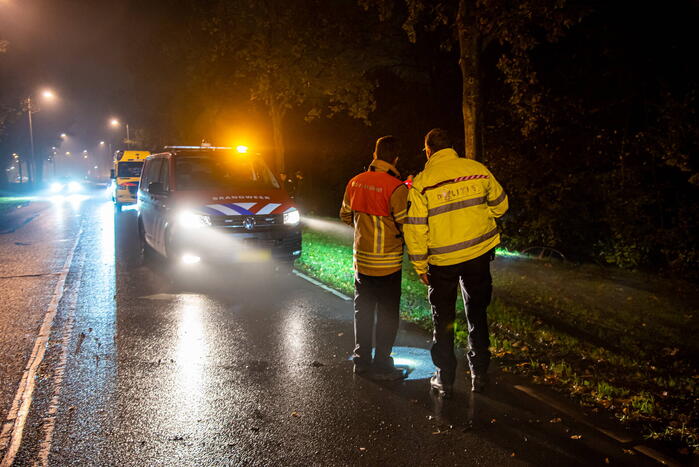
top-left (175, 294), bottom-right (208, 417)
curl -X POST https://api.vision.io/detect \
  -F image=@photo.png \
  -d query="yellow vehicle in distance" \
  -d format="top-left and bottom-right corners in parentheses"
top-left (111, 150), bottom-right (150, 211)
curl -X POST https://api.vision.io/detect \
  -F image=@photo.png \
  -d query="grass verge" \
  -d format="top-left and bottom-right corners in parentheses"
top-left (0, 196), bottom-right (32, 215)
top-left (296, 226), bottom-right (698, 456)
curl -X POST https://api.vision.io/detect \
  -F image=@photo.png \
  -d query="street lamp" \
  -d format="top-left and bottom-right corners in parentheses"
top-left (109, 117), bottom-right (130, 147)
top-left (24, 88), bottom-right (57, 185)
top-left (60, 133), bottom-right (67, 139)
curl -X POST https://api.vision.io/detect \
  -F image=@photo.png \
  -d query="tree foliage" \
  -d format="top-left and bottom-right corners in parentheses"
top-left (362, 0), bottom-right (586, 159)
top-left (485, 1), bottom-right (699, 274)
top-left (361, 0), bottom-right (698, 274)
top-left (185, 0), bottom-right (386, 171)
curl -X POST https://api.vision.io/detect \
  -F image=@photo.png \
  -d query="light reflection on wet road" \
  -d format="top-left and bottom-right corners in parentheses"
top-left (0, 190), bottom-right (654, 466)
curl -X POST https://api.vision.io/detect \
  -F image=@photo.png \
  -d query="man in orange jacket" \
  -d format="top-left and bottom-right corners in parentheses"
top-left (340, 136), bottom-right (408, 381)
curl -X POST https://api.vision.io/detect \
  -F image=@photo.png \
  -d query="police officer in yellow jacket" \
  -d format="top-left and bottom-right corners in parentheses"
top-left (404, 128), bottom-right (508, 396)
top-left (340, 136), bottom-right (408, 381)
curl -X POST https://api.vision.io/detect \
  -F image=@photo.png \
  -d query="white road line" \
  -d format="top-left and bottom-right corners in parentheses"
top-left (292, 270), bottom-right (352, 301)
top-left (0, 230), bottom-right (82, 467)
top-left (35, 278), bottom-right (80, 466)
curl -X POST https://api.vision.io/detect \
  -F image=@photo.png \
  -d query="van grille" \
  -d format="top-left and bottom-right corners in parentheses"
top-left (209, 214), bottom-right (282, 231)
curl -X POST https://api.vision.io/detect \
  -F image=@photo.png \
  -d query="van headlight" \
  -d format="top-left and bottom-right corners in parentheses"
top-left (283, 208), bottom-right (300, 225)
top-left (177, 210), bottom-right (211, 228)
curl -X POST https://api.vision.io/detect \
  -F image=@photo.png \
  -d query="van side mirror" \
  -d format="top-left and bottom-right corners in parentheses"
top-left (148, 182), bottom-right (166, 195)
top-left (110, 169), bottom-right (115, 179)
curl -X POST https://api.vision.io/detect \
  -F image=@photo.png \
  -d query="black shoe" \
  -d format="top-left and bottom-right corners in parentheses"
top-left (430, 374), bottom-right (453, 399)
top-left (471, 374), bottom-right (489, 393)
top-left (370, 366), bottom-right (407, 381)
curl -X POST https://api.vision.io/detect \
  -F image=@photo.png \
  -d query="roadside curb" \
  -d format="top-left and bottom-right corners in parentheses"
top-left (292, 269), bottom-right (352, 301)
top-left (514, 384), bottom-right (683, 466)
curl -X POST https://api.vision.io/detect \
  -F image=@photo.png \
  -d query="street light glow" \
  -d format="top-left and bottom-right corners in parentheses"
top-left (41, 89), bottom-right (55, 100)
top-left (99, 141), bottom-right (105, 145)
top-left (110, 118), bottom-right (120, 127)
top-left (60, 133), bottom-right (67, 138)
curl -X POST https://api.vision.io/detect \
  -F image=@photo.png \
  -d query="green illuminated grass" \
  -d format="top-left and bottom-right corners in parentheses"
top-left (297, 227), bottom-right (698, 454)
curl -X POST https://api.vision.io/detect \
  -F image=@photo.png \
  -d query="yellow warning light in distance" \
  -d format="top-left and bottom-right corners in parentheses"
top-left (236, 145), bottom-right (249, 154)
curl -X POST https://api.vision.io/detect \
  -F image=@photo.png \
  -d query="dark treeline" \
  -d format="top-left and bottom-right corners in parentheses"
top-left (0, 0), bottom-right (696, 275)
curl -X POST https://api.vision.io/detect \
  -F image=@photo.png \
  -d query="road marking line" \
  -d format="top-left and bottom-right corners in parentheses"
top-left (0, 230), bottom-right (81, 467)
top-left (292, 270), bottom-right (352, 301)
top-left (37, 279), bottom-right (80, 466)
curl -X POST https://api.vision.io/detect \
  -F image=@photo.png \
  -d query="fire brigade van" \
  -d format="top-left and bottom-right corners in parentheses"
top-left (136, 145), bottom-right (302, 270)
top-left (111, 150), bottom-right (150, 211)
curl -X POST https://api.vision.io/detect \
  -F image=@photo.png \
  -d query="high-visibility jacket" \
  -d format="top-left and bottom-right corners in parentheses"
top-left (404, 148), bottom-right (508, 274)
top-left (340, 159), bottom-right (408, 276)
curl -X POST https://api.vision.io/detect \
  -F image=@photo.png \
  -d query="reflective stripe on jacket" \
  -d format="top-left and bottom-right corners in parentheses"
top-left (340, 159), bottom-right (408, 276)
top-left (404, 148), bottom-right (508, 274)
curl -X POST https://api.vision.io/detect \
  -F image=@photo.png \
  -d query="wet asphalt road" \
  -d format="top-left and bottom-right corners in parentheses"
top-left (0, 190), bottom-right (657, 466)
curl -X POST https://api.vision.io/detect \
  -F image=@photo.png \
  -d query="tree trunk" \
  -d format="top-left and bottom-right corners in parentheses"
top-left (456, 0), bottom-right (483, 160)
top-left (270, 100), bottom-right (286, 174)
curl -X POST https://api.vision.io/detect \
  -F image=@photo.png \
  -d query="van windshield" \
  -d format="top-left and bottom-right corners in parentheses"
top-left (174, 153), bottom-right (280, 191)
top-left (117, 161), bottom-right (144, 178)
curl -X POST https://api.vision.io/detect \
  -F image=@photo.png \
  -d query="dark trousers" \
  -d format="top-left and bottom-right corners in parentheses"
top-left (427, 250), bottom-right (494, 384)
top-left (353, 270), bottom-right (401, 369)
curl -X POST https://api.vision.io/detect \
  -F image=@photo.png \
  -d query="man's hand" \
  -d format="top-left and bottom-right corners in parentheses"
top-left (419, 273), bottom-right (430, 286)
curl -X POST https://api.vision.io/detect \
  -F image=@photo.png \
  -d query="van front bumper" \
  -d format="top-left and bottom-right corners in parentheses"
top-left (172, 226), bottom-right (302, 266)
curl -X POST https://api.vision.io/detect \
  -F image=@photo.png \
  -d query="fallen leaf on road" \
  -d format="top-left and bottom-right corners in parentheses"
top-left (570, 435), bottom-right (582, 439)
top-left (337, 332), bottom-right (344, 337)
top-left (358, 447), bottom-right (366, 452)
top-left (291, 411), bottom-right (301, 417)
top-left (549, 418), bottom-right (562, 423)
top-left (511, 452), bottom-right (516, 457)
top-left (490, 418), bottom-right (497, 424)
top-left (622, 449), bottom-right (635, 455)
top-left (604, 458), bottom-right (610, 464)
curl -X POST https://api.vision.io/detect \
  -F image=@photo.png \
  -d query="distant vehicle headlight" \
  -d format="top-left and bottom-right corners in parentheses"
top-left (177, 210), bottom-right (211, 228)
top-left (68, 181), bottom-right (82, 192)
top-left (50, 182), bottom-right (63, 193)
top-left (283, 208), bottom-right (300, 225)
